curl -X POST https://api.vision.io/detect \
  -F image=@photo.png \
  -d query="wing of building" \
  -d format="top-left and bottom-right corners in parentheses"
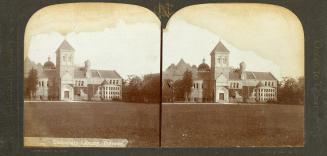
top-left (163, 41), bottom-right (278, 103)
top-left (26, 40), bottom-right (123, 101)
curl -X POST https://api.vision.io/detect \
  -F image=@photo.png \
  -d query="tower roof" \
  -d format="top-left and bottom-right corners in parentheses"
top-left (177, 58), bottom-right (186, 66)
top-left (43, 56), bottom-right (55, 70)
top-left (198, 58), bottom-right (210, 72)
top-left (210, 41), bottom-right (229, 55)
top-left (56, 40), bottom-right (75, 52)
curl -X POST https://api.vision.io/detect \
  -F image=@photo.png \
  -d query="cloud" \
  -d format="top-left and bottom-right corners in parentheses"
top-left (163, 19), bottom-right (281, 80)
top-left (28, 20), bottom-right (160, 79)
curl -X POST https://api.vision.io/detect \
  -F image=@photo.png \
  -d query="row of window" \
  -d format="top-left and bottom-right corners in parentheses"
top-left (102, 86), bottom-right (120, 90)
top-left (193, 83), bottom-right (203, 89)
top-left (257, 88), bottom-right (275, 93)
top-left (101, 91), bottom-right (120, 95)
top-left (258, 93), bottom-right (275, 97)
top-left (62, 55), bottom-right (73, 63)
top-left (264, 81), bottom-right (275, 87)
top-left (75, 80), bottom-right (85, 86)
top-left (38, 81), bottom-right (49, 87)
top-left (259, 97), bottom-right (275, 101)
top-left (230, 82), bottom-right (240, 89)
top-left (102, 95), bottom-right (120, 99)
top-left (217, 57), bottom-right (227, 64)
top-left (108, 80), bottom-right (120, 85)
top-left (75, 80), bottom-right (120, 87)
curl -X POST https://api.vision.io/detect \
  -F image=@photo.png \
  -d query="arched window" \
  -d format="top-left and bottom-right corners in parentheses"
top-left (218, 57), bottom-right (221, 64)
top-left (81, 81), bottom-right (84, 86)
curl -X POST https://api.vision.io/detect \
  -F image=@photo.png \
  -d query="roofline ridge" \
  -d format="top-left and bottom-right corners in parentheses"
top-left (268, 72), bottom-right (278, 80)
top-left (97, 70), bottom-right (102, 78)
top-left (252, 72), bottom-right (256, 79)
top-left (113, 70), bottom-right (122, 79)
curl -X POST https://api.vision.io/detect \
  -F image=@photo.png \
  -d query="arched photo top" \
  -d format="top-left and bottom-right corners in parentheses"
top-left (24, 2), bottom-right (161, 60)
top-left (24, 2), bottom-right (161, 79)
top-left (164, 3), bottom-right (304, 79)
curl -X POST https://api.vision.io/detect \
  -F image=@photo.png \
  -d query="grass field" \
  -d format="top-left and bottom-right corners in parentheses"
top-left (24, 102), bottom-right (159, 147)
top-left (25, 102), bottom-right (304, 147)
top-left (161, 103), bottom-right (304, 147)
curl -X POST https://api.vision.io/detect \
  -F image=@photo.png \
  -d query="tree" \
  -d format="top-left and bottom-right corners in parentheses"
top-left (122, 75), bottom-right (143, 102)
top-left (25, 68), bottom-right (38, 100)
top-left (162, 79), bottom-right (174, 102)
top-left (162, 70), bottom-right (193, 102)
top-left (182, 70), bottom-right (193, 101)
top-left (142, 74), bottom-right (160, 103)
top-left (277, 76), bottom-right (304, 105)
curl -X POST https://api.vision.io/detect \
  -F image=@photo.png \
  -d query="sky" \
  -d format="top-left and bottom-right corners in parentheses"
top-left (25, 3), bottom-right (160, 79)
top-left (163, 3), bottom-right (304, 80)
top-left (25, 3), bottom-right (304, 80)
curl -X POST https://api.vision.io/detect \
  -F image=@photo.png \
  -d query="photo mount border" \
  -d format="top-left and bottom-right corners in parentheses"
top-left (0, 0), bottom-right (325, 155)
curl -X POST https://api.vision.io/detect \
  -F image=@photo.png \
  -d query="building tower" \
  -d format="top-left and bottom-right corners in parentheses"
top-left (210, 41), bottom-right (230, 103)
top-left (84, 60), bottom-right (91, 78)
top-left (55, 40), bottom-right (75, 100)
top-left (240, 61), bottom-right (246, 80)
top-left (210, 41), bottom-right (230, 78)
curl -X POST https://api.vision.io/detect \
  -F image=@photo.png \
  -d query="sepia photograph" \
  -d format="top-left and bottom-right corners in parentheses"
top-left (24, 3), bottom-right (160, 147)
top-left (162, 3), bottom-right (304, 147)
top-left (1, 0), bottom-right (327, 155)
top-left (23, 2), bottom-right (305, 149)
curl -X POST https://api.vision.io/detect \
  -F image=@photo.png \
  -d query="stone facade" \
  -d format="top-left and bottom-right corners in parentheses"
top-left (26, 40), bottom-right (123, 101)
top-left (163, 41), bottom-right (278, 103)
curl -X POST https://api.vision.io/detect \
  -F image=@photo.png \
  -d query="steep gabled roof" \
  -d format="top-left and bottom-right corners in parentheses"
top-left (91, 70), bottom-right (122, 79)
top-left (74, 67), bottom-right (122, 79)
top-left (210, 41), bottom-right (230, 55)
top-left (56, 40), bottom-right (75, 52)
top-left (229, 70), bottom-right (277, 81)
top-left (251, 72), bottom-right (277, 81)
